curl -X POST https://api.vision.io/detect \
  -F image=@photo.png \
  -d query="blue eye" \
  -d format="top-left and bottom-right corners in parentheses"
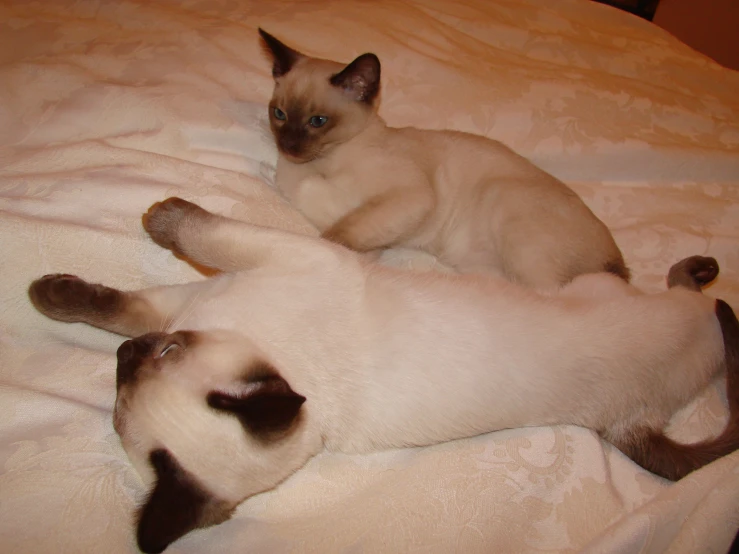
top-left (273, 107), bottom-right (286, 121)
top-left (309, 115), bottom-right (328, 128)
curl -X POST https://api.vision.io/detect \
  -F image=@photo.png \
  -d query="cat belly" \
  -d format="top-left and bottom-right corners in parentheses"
top-left (408, 200), bottom-right (506, 276)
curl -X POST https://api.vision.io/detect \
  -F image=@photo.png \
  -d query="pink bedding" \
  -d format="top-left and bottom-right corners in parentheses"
top-left (1, 0), bottom-right (738, 552)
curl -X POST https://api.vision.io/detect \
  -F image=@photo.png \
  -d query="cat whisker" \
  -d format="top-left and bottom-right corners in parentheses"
top-left (159, 309), bottom-right (175, 333)
top-left (167, 289), bottom-right (204, 332)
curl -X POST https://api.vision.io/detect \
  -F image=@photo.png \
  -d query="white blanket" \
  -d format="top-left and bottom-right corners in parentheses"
top-left (1, 0), bottom-right (738, 552)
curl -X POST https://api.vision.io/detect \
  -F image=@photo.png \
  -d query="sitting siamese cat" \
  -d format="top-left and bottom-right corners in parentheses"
top-left (259, 29), bottom-right (629, 288)
top-left (28, 198), bottom-right (739, 553)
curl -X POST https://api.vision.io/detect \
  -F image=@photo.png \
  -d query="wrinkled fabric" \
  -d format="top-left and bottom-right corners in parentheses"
top-left (1, 0), bottom-right (738, 553)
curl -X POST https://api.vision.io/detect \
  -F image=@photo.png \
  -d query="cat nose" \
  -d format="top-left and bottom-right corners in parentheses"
top-left (277, 129), bottom-right (306, 156)
top-left (116, 332), bottom-right (168, 388)
top-left (278, 137), bottom-right (301, 155)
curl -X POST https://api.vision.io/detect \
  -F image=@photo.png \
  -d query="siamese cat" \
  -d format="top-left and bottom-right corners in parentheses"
top-left (28, 197), bottom-right (739, 553)
top-left (259, 29), bottom-right (629, 288)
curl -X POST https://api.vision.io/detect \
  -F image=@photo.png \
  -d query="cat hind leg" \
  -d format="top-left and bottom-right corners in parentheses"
top-left (555, 272), bottom-right (640, 300)
top-left (667, 255), bottom-right (719, 291)
top-left (608, 297), bottom-right (739, 480)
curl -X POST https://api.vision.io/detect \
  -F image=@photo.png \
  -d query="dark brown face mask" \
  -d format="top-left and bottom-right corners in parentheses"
top-left (116, 331), bottom-right (193, 389)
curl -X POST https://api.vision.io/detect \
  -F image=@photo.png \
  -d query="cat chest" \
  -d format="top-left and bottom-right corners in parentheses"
top-left (275, 163), bottom-right (373, 231)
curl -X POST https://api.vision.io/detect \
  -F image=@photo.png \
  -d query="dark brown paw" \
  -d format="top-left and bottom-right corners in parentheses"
top-left (667, 255), bottom-right (719, 291)
top-left (28, 274), bottom-right (124, 323)
top-left (143, 197), bottom-right (210, 253)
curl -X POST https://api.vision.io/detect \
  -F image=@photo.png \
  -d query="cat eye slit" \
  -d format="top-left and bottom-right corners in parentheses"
top-left (308, 115), bottom-right (328, 128)
top-left (153, 331), bottom-right (191, 359)
top-left (273, 107), bottom-right (287, 121)
top-left (157, 343), bottom-right (180, 358)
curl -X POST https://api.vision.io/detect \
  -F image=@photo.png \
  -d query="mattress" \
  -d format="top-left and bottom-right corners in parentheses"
top-left (2, 0), bottom-right (738, 552)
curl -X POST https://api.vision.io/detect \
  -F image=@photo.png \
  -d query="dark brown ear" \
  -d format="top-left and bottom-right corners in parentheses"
top-left (258, 28), bottom-right (303, 78)
top-left (207, 371), bottom-right (306, 440)
top-left (329, 53), bottom-right (381, 104)
top-left (137, 449), bottom-right (234, 554)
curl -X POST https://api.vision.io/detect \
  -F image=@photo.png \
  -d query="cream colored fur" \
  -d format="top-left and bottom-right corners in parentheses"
top-left (263, 31), bottom-right (627, 288)
top-left (28, 198), bottom-right (733, 553)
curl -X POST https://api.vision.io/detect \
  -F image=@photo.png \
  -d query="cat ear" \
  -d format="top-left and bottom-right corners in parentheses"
top-left (329, 53), bottom-right (381, 104)
top-left (137, 449), bottom-right (234, 554)
top-left (207, 371), bottom-right (306, 440)
top-left (258, 28), bottom-right (304, 78)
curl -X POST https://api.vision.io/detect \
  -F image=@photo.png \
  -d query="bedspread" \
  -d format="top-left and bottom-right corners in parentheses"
top-left (1, 0), bottom-right (739, 552)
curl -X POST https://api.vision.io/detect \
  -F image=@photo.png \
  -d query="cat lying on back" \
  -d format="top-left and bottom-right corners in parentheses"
top-left (259, 29), bottom-right (628, 288)
top-left (29, 197), bottom-right (739, 553)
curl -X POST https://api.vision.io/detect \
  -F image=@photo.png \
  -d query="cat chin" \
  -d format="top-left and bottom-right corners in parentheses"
top-left (279, 150), bottom-right (318, 164)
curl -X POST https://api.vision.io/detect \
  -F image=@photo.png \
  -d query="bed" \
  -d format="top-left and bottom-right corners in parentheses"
top-left (2, 0), bottom-right (738, 552)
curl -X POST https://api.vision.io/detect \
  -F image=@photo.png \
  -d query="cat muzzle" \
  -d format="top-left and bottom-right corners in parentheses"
top-left (116, 332), bottom-right (169, 389)
top-left (277, 135), bottom-right (315, 163)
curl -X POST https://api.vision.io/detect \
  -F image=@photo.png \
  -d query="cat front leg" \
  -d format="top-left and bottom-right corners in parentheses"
top-left (27, 274), bottom-right (199, 337)
top-left (144, 197), bottom-right (345, 272)
top-left (321, 188), bottom-right (435, 252)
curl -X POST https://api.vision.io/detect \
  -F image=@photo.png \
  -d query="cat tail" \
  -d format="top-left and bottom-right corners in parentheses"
top-left (609, 256), bottom-right (739, 480)
top-left (614, 298), bottom-right (739, 481)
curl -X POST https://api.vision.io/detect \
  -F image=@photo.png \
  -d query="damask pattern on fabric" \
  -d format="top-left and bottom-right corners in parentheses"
top-left (1, 1), bottom-right (738, 553)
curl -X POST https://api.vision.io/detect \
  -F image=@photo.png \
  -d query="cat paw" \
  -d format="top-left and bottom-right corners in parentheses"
top-left (667, 255), bottom-right (719, 290)
top-left (28, 274), bottom-right (123, 322)
top-left (143, 197), bottom-right (209, 253)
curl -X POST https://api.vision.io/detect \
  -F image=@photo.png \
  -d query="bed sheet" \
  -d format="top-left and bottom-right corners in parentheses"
top-left (1, 0), bottom-right (739, 552)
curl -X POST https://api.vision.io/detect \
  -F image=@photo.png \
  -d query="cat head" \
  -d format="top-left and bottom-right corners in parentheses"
top-left (259, 28), bottom-right (381, 163)
top-left (113, 329), bottom-right (321, 553)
